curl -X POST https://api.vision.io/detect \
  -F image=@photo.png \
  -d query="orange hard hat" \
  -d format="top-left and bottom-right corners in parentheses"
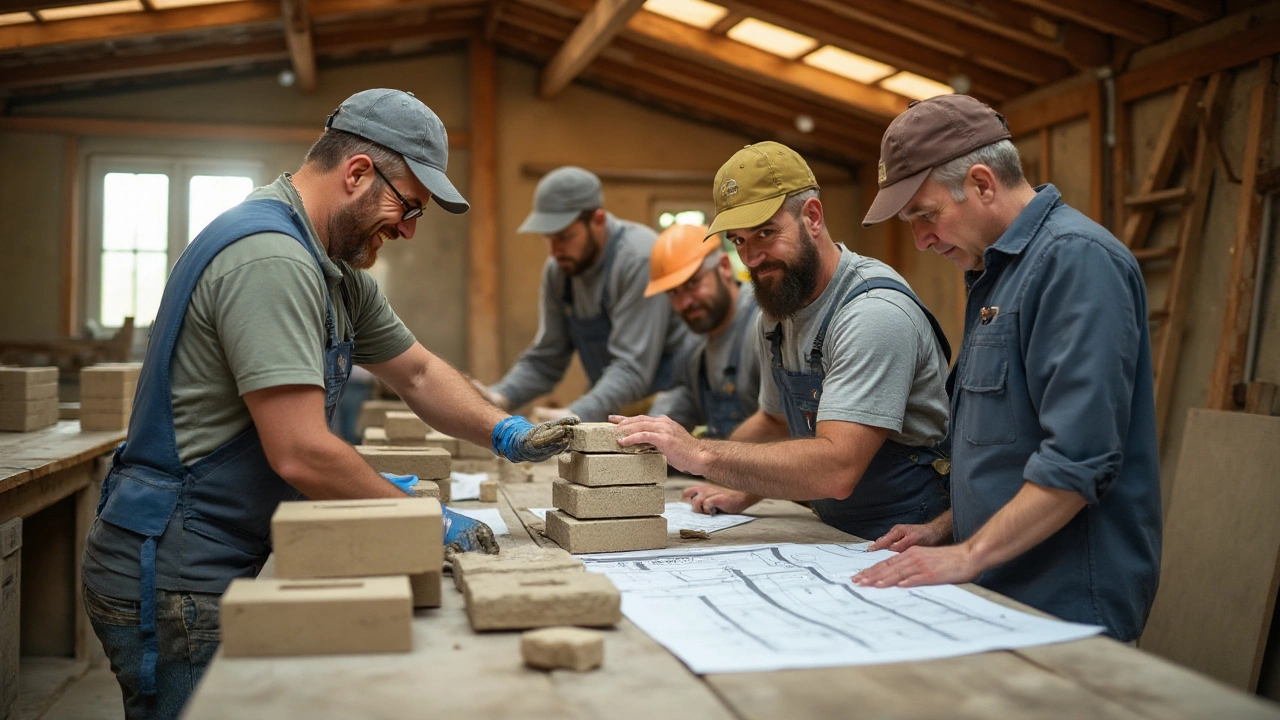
top-left (645, 224), bottom-right (716, 297)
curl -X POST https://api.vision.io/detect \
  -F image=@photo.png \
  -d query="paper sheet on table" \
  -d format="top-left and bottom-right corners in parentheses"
top-left (450, 507), bottom-right (508, 536)
top-left (579, 543), bottom-right (1103, 674)
top-left (449, 471), bottom-right (488, 501)
top-left (525, 504), bottom-right (754, 534)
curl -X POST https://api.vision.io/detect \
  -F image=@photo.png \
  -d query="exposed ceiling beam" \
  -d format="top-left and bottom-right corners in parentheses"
top-left (1140, 0), bottom-right (1218, 23)
top-left (1006, 0), bottom-right (1167, 44)
top-left (713, 0), bottom-right (1028, 101)
top-left (707, 10), bottom-right (743, 35)
top-left (899, 0), bottom-right (1110, 69)
top-left (539, 0), bottom-right (643, 98)
top-left (0, 0), bottom-right (99, 12)
top-left (799, 0), bottom-right (1071, 85)
top-left (281, 0), bottom-right (316, 92)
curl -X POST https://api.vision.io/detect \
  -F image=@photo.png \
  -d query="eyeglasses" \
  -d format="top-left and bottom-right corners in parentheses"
top-left (667, 267), bottom-right (713, 299)
top-left (371, 164), bottom-right (424, 222)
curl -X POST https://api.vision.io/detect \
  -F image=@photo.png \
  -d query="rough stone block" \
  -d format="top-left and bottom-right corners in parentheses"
top-left (479, 480), bottom-right (499, 503)
top-left (272, 498), bottom-right (443, 578)
top-left (410, 570), bottom-right (442, 608)
top-left (558, 452), bottom-right (666, 487)
top-left (423, 431), bottom-right (459, 456)
top-left (356, 445), bottom-right (452, 481)
top-left (457, 439), bottom-right (493, 459)
top-left (220, 576), bottom-right (412, 657)
top-left (452, 546), bottom-right (584, 593)
top-left (80, 364), bottom-right (140, 399)
top-left (361, 427), bottom-right (388, 446)
top-left (384, 411), bottom-right (430, 442)
top-left (0, 367), bottom-right (57, 389)
top-left (545, 511), bottom-right (667, 554)
top-left (81, 396), bottom-right (133, 415)
top-left (553, 480), bottom-right (664, 519)
top-left (79, 410), bottom-right (130, 432)
top-left (465, 571), bottom-right (621, 631)
top-left (356, 399), bottom-right (409, 432)
top-left (567, 422), bottom-right (624, 453)
top-left (522, 627), bottom-right (604, 671)
top-left (0, 382), bottom-right (57, 402)
top-left (0, 400), bottom-right (59, 432)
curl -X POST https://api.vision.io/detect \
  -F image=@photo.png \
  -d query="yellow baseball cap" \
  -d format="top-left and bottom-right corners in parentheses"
top-left (706, 142), bottom-right (819, 239)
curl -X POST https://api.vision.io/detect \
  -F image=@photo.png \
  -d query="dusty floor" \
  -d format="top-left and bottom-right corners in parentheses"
top-left (23, 661), bottom-right (123, 720)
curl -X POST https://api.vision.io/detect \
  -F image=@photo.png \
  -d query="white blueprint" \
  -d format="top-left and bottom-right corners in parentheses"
top-left (579, 543), bottom-right (1103, 674)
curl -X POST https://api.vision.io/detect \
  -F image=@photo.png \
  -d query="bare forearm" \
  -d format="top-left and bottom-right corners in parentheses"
top-left (963, 482), bottom-right (1086, 571)
top-left (696, 432), bottom-right (870, 501)
top-left (726, 410), bottom-right (791, 443)
top-left (371, 344), bottom-right (507, 449)
top-left (277, 434), bottom-right (404, 500)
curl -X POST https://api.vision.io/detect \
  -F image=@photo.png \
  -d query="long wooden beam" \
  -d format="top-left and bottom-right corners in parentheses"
top-left (901, 0), bottom-right (1110, 69)
top-left (1140, 0), bottom-right (1218, 22)
top-left (467, 36), bottom-right (501, 382)
top-left (1005, 0), bottom-right (1166, 44)
top-left (539, 0), bottom-right (643, 98)
top-left (280, 0), bottom-right (317, 93)
top-left (0, 114), bottom-right (470, 146)
top-left (1116, 19), bottom-right (1280, 101)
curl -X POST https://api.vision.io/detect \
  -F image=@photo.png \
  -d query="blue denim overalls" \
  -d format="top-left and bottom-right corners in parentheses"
top-left (767, 272), bottom-right (952, 540)
top-left (698, 302), bottom-right (759, 438)
top-left (93, 199), bottom-right (352, 694)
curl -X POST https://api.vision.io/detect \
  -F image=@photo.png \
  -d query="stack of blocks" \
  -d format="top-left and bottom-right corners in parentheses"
top-left (546, 423), bottom-right (668, 554)
top-left (80, 363), bottom-right (141, 432)
top-left (218, 497), bottom-right (443, 658)
top-left (356, 445), bottom-right (453, 503)
top-left (454, 546), bottom-right (621, 632)
top-left (0, 367), bottom-right (59, 433)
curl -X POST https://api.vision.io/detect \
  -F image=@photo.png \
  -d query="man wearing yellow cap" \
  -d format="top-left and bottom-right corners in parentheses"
top-left (645, 224), bottom-right (761, 439)
top-left (617, 142), bottom-right (953, 541)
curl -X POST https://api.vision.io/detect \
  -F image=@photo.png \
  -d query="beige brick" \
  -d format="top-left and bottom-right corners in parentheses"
top-left (553, 480), bottom-right (664, 519)
top-left (361, 427), bottom-right (388, 445)
top-left (457, 439), bottom-right (493, 459)
top-left (356, 399), bottom-right (409, 431)
top-left (384, 411), bottom-right (430, 442)
top-left (0, 400), bottom-right (59, 432)
top-left (498, 460), bottom-right (534, 484)
top-left (423, 431), bottom-right (459, 456)
top-left (356, 445), bottom-right (451, 479)
top-left (409, 570), bottom-right (442, 608)
top-left (81, 396), bottom-right (133, 415)
top-left (567, 422), bottom-right (624, 453)
top-left (272, 498), bottom-right (443, 578)
top-left (0, 382), bottom-right (57, 402)
top-left (80, 364), bottom-right (140, 399)
top-left (522, 627), bottom-right (604, 671)
top-left (80, 410), bottom-right (130, 432)
top-left (410, 481), bottom-right (440, 501)
top-left (0, 367), bottom-right (57, 389)
top-left (558, 452), bottom-right (666, 487)
top-left (545, 511), bottom-right (667, 554)
top-left (453, 458), bottom-right (497, 475)
top-left (452, 546), bottom-right (584, 592)
top-left (220, 576), bottom-right (412, 657)
top-left (465, 571), bottom-right (620, 631)
top-left (479, 480), bottom-right (499, 503)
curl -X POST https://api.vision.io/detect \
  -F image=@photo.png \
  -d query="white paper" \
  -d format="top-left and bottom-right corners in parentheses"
top-left (449, 471), bottom-right (488, 501)
top-left (450, 507), bottom-right (509, 536)
top-left (525, 504), bottom-right (754, 535)
top-left (579, 543), bottom-right (1103, 674)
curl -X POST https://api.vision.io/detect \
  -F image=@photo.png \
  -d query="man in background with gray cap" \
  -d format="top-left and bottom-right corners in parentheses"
top-left (482, 166), bottom-right (694, 421)
top-left (82, 89), bottom-right (575, 719)
top-left (852, 94), bottom-right (1161, 643)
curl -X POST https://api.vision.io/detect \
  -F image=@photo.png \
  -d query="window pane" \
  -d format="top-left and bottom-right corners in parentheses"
top-left (134, 251), bottom-right (168, 326)
top-left (103, 172), bottom-right (169, 251)
top-left (188, 175), bottom-right (254, 242)
top-left (100, 251), bottom-right (136, 328)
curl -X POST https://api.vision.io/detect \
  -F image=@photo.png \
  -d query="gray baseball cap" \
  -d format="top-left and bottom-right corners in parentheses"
top-left (519, 166), bottom-right (603, 234)
top-left (326, 88), bottom-right (469, 215)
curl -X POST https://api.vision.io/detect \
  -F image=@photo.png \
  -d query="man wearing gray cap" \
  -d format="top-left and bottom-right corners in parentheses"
top-left (852, 94), bottom-right (1162, 643)
top-left (81, 89), bottom-right (575, 719)
top-left (483, 166), bottom-right (694, 421)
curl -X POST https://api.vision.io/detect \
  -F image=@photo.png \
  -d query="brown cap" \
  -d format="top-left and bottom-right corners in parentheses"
top-left (862, 94), bottom-right (1011, 227)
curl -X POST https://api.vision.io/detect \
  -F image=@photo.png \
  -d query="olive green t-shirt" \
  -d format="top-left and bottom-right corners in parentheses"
top-left (169, 174), bottom-right (415, 464)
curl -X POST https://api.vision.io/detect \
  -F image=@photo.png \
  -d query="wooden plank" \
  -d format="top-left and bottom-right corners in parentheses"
top-left (467, 36), bottom-right (502, 384)
top-left (539, 0), bottom-right (645, 98)
top-left (1141, 410), bottom-right (1280, 691)
top-left (1124, 187), bottom-right (1190, 207)
top-left (1207, 60), bottom-right (1276, 410)
top-left (281, 0), bottom-right (318, 94)
top-left (1119, 81), bottom-right (1200, 249)
top-left (901, 0), bottom-right (1110, 69)
top-left (1087, 79), bottom-right (1105, 224)
top-left (1117, 21), bottom-right (1280, 102)
top-left (1039, 128), bottom-right (1052, 185)
top-left (1006, 0), bottom-right (1166, 44)
top-left (0, 464), bottom-right (92, 524)
top-left (1131, 246), bottom-right (1180, 262)
top-left (1140, 0), bottom-right (1218, 22)
top-left (59, 136), bottom-right (80, 337)
top-left (1002, 76), bottom-right (1098, 134)
top-left (0, 421), bottom-right (123, 495)
top-left (0, 0), bottom-right (281, 51)
top-left (0, 517), bottom-right (18, 720)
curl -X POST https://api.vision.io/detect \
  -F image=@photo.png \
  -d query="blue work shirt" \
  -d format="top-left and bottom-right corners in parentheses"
top-left (949, 184), bottom-right (1162, 642)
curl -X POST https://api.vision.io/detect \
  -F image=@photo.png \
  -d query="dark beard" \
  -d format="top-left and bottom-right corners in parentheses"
top-left (750, 226), bottom-right (821, 320)
top-left (326, 191), bottom-right (385, 270)
top-left (562, 225), bottom-right (603, 276)
top-left (684, 275), bottom-right (733, 333)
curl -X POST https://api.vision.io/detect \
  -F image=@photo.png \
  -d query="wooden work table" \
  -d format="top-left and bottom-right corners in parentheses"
top-left (183, 466), bottom-right (1280, 720)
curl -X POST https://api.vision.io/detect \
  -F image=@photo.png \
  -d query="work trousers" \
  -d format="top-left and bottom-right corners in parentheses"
top-left (84, 585), bottom-right (220, 720)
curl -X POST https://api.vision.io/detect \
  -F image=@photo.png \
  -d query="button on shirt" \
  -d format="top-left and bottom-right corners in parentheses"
top-left (949, 184), bottom-right (1162, 642)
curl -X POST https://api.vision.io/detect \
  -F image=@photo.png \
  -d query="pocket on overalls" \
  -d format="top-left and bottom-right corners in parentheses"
top-left (83, 586), bottom-right (140, 627)
top-left (959, 339), bottom-right (1016, 445)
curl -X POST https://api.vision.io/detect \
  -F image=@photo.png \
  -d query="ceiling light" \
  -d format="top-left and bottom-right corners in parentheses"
top-left (642, 0), bottom-right (728, 30)
top-left (151, 0), bottom-right (246, 8)
top-left (726, 18), bottom-right (818, 60)
top-left (803, 46), bottom-right (895, 85)
top-left (880, 71), bottom-right (954, 101)
top-left (36, 0), bottom-right (143, 21)
top-left (0, 11), bottom-right (34, 25)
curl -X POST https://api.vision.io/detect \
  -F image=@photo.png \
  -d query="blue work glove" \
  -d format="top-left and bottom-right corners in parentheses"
top-left (380, 472), bottom-right (419, 494)
top-left (379, 472), bottom-right (499, 555)
top-left (491, 415), bottom-right (578, 463)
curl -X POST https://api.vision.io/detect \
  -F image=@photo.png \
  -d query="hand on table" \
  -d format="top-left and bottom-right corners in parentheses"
top-left (610, 414), bottom-right (706, 476)
top-left (867, 514), bottom-right (952, 553)
top-left (682, 485), bottom-right (759, 515)
top-left (850, 544), bottom-right (979, 589)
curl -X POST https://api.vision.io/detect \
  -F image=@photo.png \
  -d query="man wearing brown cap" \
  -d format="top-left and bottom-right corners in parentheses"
top-left (851, 95), bottom-right (1162, 643)
top-left (617, 142), bottom-right (953, 542)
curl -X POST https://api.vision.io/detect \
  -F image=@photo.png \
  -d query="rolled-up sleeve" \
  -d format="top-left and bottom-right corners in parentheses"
top-left (1020, 239), bottom-right (1141, 505)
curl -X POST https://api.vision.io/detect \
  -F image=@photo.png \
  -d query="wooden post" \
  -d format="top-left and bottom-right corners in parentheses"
top-left (1087, 80), bottom-right (1106, 224)
top-left (467, 36), bottom-right (502, 383)
top-left (1207, 59), bottom-right (1276, 409)
top-left (60, 136), bottom-right (80, 337)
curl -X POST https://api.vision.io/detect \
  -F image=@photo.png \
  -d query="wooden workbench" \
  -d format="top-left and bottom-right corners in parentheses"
top-left (0, 420), bottom-right (125, 720)
top-left (183, 467), bottom-right (1280, 720)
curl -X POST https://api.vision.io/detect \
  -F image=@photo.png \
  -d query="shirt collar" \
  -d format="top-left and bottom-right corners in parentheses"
top-left (984, 183), bottom-right (1061, 262)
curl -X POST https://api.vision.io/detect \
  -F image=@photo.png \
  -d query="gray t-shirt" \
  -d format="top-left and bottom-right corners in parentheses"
top-left (756, 245), bottom-right (949, 446)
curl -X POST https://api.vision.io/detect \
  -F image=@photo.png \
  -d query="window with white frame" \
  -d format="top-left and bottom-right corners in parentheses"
top-left (87, 157), bottom-right (262, 329)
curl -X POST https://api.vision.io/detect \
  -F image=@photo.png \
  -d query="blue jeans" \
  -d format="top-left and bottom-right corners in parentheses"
top-left (84, 585), bottom-right (221, 720)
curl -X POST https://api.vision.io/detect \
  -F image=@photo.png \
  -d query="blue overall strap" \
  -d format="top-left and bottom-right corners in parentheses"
top-left (804, 269), bottom-right (862, 372)
top-left (724, 301), bottom-right (759, 381)
top-left (809, 275), bottom-right (953, 369)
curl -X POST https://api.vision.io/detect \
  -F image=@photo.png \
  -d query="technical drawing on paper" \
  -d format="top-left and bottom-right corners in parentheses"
top-left (579, 543), bottom-right (1102, 674)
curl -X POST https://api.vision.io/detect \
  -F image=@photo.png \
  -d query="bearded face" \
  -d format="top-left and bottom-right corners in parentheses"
top-left (749, 221), bottom-right (822, 320)
top-left (327, 186), bottom-right (397, 270)
top-left (679, 270), bottom-right (734, 334)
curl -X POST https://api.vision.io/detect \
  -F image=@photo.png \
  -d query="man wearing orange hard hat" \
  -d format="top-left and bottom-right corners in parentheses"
top-left (646, 223), bottom-right (761, 439)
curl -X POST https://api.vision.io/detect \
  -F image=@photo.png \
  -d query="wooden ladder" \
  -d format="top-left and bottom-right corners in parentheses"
top-left (1119, 73), bottom-right (1229, 442)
